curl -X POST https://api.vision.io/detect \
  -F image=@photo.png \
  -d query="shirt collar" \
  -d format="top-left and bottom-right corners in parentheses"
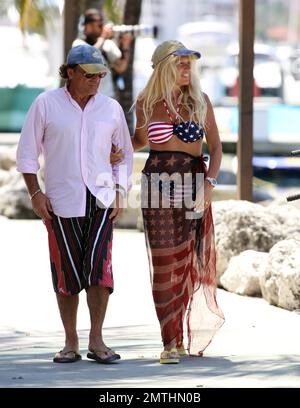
top-left (63, 84), bottom-right (97, 108)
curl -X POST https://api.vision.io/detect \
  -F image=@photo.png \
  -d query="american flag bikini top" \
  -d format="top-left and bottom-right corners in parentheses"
top-left (148, 100), bottom-right (204, 144)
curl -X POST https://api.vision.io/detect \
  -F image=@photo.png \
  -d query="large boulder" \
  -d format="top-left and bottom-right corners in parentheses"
top-left (213, 200), bottom-right (284, 279)
top-left (220, 249), bottom-right (268, 296)
top-left (0, 145), bottom-right (17, 171)
top-left (0, 168), bottom-right (37, 219)
top-left (260, 239), bottom-right (300, 310)
top-left (0, 169), bottom-right (10, 187)
top-left (267, 203), bottom-right (300, 242)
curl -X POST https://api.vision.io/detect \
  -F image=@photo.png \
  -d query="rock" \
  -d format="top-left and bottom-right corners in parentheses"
top-left (260, 239), bottom-right (300, 310)
top-left (213, 200), bottom-right (284, 280)
top-left (267, 203), bottom-right (300, 242)
top-left (0, 169), bottom-right (10, 187)
top-left (0, 169), bottom-right (37, 219)
top-left (220, 250), bottom-right (268, 296)
top-left (0, 145), bottom-right (17, 170)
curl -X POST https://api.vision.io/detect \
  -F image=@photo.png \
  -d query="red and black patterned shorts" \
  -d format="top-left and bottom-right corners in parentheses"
top-left (44, 188), bottom-right (113, 296)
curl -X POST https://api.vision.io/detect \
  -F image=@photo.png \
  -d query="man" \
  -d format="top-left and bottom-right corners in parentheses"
top-left (16, 44), bottom-right (133, 364)
top-left (73, 8), bottom-right (132, 98)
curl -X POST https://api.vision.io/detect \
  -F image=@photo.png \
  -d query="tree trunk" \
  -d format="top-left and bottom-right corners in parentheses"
top-left (85, 0), bottom-right (104, 10)
top-left (63, 0), bottom-right (82, 61)
top-left (117, 0), bottom-right (142, 134)
top-left (63, 0), bottom-right (142, 134)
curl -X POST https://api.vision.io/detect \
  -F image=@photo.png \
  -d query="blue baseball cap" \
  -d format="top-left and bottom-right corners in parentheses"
top-left (151, 40), bottom-right (201, 68)
top-left (67, 44), bottom-right (108, 74)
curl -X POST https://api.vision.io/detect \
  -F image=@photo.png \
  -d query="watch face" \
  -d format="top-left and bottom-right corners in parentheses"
top-left (207, 177), bottom-right (217, 187)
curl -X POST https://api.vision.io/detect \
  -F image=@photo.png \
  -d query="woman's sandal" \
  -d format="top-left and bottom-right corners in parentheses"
top-left (176, 345), bottom-right (204, 357)
top-left (159, 348), bottom-right (180, 364)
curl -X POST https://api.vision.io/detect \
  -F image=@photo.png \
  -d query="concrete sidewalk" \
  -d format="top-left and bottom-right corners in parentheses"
top-left (1, 220), bottom-right (300, 388)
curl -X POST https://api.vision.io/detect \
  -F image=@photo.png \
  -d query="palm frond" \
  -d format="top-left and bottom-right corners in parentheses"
top-left (103, 0), bottom-right (123, 23)
top-left (15, 0), bottom-right (59, 36)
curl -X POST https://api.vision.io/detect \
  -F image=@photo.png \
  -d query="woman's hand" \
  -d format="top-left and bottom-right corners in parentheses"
top-left (110, 144), bottom-right (124, 165)
top-left (195, 181), bottom-right (214, 212)
top-left (109, 191), bottom-right (123, 224)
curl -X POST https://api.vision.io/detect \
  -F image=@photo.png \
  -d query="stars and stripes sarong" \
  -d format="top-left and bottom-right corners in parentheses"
top-left (141, 150), bottom-right (224, 355)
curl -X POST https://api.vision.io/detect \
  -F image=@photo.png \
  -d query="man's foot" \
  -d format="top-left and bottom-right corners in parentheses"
top-left (87, 343), bottom-right (121, 364)
top-left (53, 349), bottom-right (82, 363)
top-left (87, 348), bottom-right (120, 364)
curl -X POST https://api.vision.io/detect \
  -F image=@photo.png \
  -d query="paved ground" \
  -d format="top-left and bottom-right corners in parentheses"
top-left (0, 219), bottom-right (300, 388)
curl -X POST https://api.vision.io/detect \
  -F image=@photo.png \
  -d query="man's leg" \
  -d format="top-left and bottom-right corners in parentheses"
top-left (56, 293), bottom-right (79, 353)
top-left (87, 285), bottom-right (115, 358)
top-left (44, 215), bottom-right (84, 362)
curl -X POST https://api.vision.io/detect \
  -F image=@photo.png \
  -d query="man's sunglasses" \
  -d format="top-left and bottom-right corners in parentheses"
top-left (83, 72), bottom-right (107, 79)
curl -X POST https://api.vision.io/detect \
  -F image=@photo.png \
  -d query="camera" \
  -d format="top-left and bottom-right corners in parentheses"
top-left (112, 24), bottom-right (158, 39)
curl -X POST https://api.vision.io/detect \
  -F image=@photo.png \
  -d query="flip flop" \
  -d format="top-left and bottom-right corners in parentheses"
top-left (87, 349), bottom-right (121, 364)
top-left (53, 350), bottom-right (82, 363)
top-left (177, 346), bottom-right (188, 357)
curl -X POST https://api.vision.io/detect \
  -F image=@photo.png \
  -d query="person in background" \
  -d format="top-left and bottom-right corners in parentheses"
top-left (16, 44), bottom-right (133, 364)
top-left (131, 40), bottom-right (225, 364)
top-left (73, 8), bottom-right (132, 98)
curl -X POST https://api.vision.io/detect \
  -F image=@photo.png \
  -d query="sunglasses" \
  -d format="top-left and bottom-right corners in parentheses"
top-left (83, 72), bottom-right (107, 79)
top-left (89, 19), bottom-right (103, 28)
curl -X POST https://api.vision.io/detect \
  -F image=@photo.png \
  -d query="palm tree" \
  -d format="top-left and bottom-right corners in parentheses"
top-left (15, 0), bottom-right (60, 35)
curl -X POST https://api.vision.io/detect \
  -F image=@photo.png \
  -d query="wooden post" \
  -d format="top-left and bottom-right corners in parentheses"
top-left (237, 0), bottom-right (255, 201)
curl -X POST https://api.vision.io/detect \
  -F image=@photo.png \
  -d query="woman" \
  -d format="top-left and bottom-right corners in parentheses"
top-left (132, 40), bottom-right (224, 364)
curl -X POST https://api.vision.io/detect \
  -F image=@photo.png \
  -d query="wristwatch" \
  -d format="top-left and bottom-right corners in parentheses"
top-left (205, 177), bottom-right (217, 188)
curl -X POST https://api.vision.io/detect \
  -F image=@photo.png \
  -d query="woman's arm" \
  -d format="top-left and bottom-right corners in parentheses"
top-left (195, 93), bottom-right (222, 212)
top-left (132, 99), bottom-right (148, 151)
top-left (203, 93), bottom-right (222, 180)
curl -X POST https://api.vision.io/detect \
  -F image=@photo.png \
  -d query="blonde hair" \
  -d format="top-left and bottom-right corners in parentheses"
top-left (136, 53), bottom-right (207, 129)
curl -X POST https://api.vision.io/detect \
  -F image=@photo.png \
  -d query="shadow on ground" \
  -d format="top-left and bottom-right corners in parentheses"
top-left (1, 326), bottom-right (299, 388)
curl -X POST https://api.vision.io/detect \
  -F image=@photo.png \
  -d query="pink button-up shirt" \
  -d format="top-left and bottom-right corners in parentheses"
top-left (16, 86), bottom-right (133, 217)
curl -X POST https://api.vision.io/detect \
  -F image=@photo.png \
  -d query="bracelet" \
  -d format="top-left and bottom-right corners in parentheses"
top-left (30, 188), bottom-right (41, 200)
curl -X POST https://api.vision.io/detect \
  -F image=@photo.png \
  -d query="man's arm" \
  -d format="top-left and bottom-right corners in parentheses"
top-left (109, 105), bottom-right (133, 222)
top-left (16, 96), bottom-right (52, 220)
top-left (111, 104), bottom-right (134, 194)
top-left (23, 173), bottom-right (53, 220)
top-left (111, 33), bottom-right (133, 75)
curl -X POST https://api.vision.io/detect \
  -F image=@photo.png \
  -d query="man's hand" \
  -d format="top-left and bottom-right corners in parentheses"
top-left (101, 23), bottom-right (114, 39)
top-left (119, 33), bottom-right (133, 49)
top-left (110, 143), bottom-right (124, 165)
top-left (109, 191), bottom-right (123, 224)
top-left (31, 192), bottom-right (53, 220)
